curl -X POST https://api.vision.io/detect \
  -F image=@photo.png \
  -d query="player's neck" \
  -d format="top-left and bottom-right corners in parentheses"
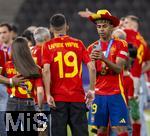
top-left (54, 32), bottom-right (67, 38)
top-left (100, 36), bottom-right (111, 42)
top-left (5, 39), bottom-right (13, 46)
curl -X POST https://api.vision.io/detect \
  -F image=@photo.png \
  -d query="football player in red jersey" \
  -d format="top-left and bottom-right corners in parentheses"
top-left (87, 10), bottom-right (128, 136)
top-left (42, 13), bottom-right (96, 136)
top-left (122, 15), bottom-right (150, 95)
top-left (122, 15), bottom-right (150, 136)
top-left (0, 23), bottom-right (13, 57)
top-left (32, 27), bottom-right (51, 136)
top-left (32, 27), bottom-right (51, 109)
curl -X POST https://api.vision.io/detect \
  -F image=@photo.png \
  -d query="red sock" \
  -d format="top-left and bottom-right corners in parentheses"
top-left (132, 123), bottom-right (141, 136)
top-left (118, 132), bottom-right (128, 136)
top-left (97, 133), bottom-right (107, 136)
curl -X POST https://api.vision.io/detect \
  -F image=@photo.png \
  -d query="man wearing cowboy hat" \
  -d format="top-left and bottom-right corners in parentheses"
top-left (87, 10), bottom-right (129, 136)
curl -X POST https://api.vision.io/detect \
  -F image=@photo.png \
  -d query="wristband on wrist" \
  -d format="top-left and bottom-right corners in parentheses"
top-left (89, 90), bottom-right (95, 92)
top-left (9, 78), bottom-right (13, 86)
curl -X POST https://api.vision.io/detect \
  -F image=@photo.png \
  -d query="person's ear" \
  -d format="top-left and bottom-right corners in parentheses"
top-left (50, 27), bottom-right (54, 33)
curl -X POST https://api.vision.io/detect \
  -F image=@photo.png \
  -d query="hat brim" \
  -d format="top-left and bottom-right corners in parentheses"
top-left (89, 14), bottom-right (120, 27)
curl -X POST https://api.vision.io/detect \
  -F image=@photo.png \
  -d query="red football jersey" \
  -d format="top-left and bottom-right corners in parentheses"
top-left (42, 35), bottom-right (91, 102)
top-left (144, 46), bottom-right (150, 62)
top-left (88, 39), bottom-right (128, 95)
top-left (31, 45), bottom-right (42, 67)
top-left (124, 29), bottom-right (149, 77)
top-left (4, 61), bottom-right (43, 99)
top-left (123, 74), bottom-right (134, 104)
top-left (31, 45), bottom-right (47, 103)
top-left (1, 45), bottom-right (12, 59)
top-left (0, 49), bottom-right (9, 75)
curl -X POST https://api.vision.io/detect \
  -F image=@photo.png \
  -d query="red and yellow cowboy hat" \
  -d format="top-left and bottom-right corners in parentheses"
top-left (89, 9), bottom-right (120, 27)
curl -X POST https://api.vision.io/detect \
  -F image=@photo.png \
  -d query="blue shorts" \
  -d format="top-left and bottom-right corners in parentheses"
top-left (88, 94), bottom-right (128, 127)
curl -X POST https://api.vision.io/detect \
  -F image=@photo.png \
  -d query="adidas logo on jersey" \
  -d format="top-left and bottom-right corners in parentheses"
top-left (119, 118), bottom-right (126, 123)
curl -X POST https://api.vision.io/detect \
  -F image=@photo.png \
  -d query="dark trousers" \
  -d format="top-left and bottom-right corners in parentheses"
top-left (6, 96), bottom-right (38, 136)
top-left (6, 96), bottom-right (35, 111)
top-left (51, 102), bottom-right (88, 136)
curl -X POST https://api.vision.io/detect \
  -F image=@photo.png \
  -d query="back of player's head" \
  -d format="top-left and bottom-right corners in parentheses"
top-left (27, 26), bottom-right (37, 33)
top-left (120, 17), bottom-right (125, 21)
top-left (22, 29), bottom-right (36, 46)
top-left (126, 15), bottom-right (140, 25)
top-left (34, 27), bottom-right (50, 43)
top-left (49, 13), bottom-right (67, 28)
top-left (11, 24), bottom-right (18, 33)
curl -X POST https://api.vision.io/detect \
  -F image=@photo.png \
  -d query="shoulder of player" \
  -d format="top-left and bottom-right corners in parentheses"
top-left (44, 39), bottom-right (53, 46)
top-left (124, 29), bottom-right (138, 35)
top-left (5, 60), bottom-right (13, 67)
top-left (0, 50), bottom-right (5, 58)
top-left (87, 41), bottom-right (98, 50)
top-left (114, 39), bottom-right (127, 47)
top-left (0, 49), bottom-right (4, 54)
top-left (67, 36), bottom-right (84, 44)
top-left (31, 45), bottom-right (41, 54)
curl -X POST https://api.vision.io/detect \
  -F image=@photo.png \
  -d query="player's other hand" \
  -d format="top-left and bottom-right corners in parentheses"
top-left (47, 95), bottom-right (56, 109)
top-left (85, 90), bottom-right (95, 108)
top-left (90, 50), bottom-right (104, 61)
top-left (12, 74), bottom-right (26, 86)
top-left (78, 8), bottom-right (93, 18)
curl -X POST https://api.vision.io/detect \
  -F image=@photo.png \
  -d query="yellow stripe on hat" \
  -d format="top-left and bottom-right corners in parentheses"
top-left (91, 13), bottom-right (101, 19)
top-left (91, 9), bottom-right (111, 20)
top-left (97, 9), bottom-right (111, 15)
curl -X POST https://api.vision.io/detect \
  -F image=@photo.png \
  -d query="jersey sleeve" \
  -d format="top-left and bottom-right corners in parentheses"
top-left (42, 42), bottom-right (54, 65)
top-left (117, 40), bottom-right (128, 60)
top-left (34, 67), bottom-right (43, 87)
top-left (35, 77), bottom-right (43, 87)
top-left (143, 45), bottom-right (150, 61)
top-left (87, 42), bottom-right (96, 54)
top-left (128, 77), bottom-right (134, 97)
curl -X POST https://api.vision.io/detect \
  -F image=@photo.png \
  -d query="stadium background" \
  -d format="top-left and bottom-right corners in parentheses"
top-left (0, 0), bottom-right (150, 135)
top-left (0, 0), bottom-right (150, 46)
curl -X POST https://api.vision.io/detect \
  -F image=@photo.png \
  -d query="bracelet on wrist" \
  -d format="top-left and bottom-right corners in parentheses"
top-left (9, 78), bottom-right (13, 86)
top-left (89, 90), bottom-right (95, 93)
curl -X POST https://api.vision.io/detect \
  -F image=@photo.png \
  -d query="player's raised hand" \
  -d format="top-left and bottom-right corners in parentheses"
top-left (78, 8), bottom-right (93, 18)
